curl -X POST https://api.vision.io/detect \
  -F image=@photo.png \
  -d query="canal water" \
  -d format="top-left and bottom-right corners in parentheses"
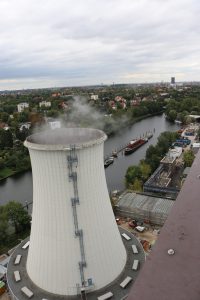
top-left (0, 114), bottom-right (178, 206)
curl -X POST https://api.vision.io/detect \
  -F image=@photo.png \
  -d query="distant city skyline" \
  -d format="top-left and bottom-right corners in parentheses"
top-left (0, 0), bottom-right (200, 90)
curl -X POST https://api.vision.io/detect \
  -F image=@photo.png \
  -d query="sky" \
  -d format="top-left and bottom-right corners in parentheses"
top-left (0, 0), bottom-right (200, 90)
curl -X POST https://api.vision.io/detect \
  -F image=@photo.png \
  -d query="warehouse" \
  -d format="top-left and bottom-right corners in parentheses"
top-left (115, 192), bottom-right (174, 226)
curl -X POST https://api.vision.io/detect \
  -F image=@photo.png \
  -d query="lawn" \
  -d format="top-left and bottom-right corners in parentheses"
top-left (0, 168), bottom-right (15, 180)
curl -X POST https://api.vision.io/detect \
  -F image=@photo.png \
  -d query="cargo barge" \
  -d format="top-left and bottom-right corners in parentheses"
top-left (124, 138), bottom-right (148, 155)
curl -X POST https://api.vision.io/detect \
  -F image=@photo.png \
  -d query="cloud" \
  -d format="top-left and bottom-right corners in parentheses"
top-left (0, 0), bottom-right (200, 89)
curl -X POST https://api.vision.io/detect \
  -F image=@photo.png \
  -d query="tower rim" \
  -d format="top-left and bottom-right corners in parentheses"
top-left (24, 127), bottom-right (107, 150)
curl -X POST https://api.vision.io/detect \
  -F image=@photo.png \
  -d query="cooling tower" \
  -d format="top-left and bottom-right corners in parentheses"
top-left (24, 128), bottom-right (127, 296)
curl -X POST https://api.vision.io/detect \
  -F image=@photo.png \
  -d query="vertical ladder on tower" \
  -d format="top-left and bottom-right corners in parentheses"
top-left (67, 145), bottom-right (87, 295)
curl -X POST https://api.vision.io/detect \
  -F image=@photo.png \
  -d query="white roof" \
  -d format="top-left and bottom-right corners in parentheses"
top-left (192, 143), bottom-right (200, 147)
top-left (189, 115), bottom-right (200, 119)
top-left (170, 147), bottom-right (182, 153)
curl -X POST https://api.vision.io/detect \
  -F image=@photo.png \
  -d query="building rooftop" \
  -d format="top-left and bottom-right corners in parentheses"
top-left (127, 149), bottom-right (200, 300)
top-left (117, 192), bottom-right (174, 218)
top-left (160, 155), bottom-right (176, 164)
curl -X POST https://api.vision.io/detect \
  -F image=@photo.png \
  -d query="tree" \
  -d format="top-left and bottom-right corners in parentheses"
top-left (3, 104), bottom-right (16, 114)
top-left (180, 99), bottom-right (192, 112)
top-left (191, 106), bottom-right (200, 113)
top-left (4, 202), bottom-right (31, 234)
top-left (125, 165), bottom-right (141, 187)
top-left (132, 178), bottom-right (143, 192)
top-left (157, 131), bottom-right (178, 154)
top-left (15, 156), bottom-right (31, 171)
top-left (166, 109), bottom-right (177, 122)
top-left (5, 154), bottom-right (17, 169)
top-left (0, 112), bottom-right (9, 123)
top-left (0, 158), bottom-right (5, 169)
top-left (0, 207), bottom-right (8, 244)
top-left (140, 160), bottom-right (151, 180)
top-left (148, 154), bottom-right (161, 171)
top-left (15, 127), bottom-right (30, 142)
top-left (166, 99), bottom-right (179, 113)
top-left (18, 112), bottom-right (29, 123)
top-left (46, 110), bottom-right (59, 118)
top-left (145, 145), bottom-right (158, 161)
top-left (176, 112), bottom-right (186, 123)
top-left (0, 129), bottom-right (13, 149)
top-left (183, 150), bottom-right (195, 167)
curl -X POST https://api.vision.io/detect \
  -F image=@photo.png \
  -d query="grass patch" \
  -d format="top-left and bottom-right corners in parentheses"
top-left (0, 168), bottom-right (15, 179)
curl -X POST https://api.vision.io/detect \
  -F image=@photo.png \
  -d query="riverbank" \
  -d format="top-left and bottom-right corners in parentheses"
top-left (0, 167), bottom-right (31, 182)
top-left (107, 110), bottom-right (164, 136)
top-left (0, 114), bottom-right (178, 204)
top-left (0, 111), bottom-right (164, 182)
top-left (0, 168), bottom-right (14, 179)
top-left (128, 110), bottom-right (164, 124)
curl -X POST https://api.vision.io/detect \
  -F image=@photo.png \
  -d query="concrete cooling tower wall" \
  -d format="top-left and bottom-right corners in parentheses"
top-left (24, 128), bottom-right (127, 296)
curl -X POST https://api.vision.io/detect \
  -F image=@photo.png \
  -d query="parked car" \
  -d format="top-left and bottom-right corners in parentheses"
top-left (135, 226), bottom-right (145, 233)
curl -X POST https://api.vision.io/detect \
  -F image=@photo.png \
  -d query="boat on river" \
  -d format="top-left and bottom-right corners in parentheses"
top-left (146, 132), bottom-right (153, 139)
top-left (124, 138), bottom-right (148, 155)
top-left (112, 150), bottom-right (118, 157)
top-left (104, 156), bottom-right (114, 168)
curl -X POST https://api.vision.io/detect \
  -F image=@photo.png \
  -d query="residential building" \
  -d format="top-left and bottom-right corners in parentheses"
top-left (17, 102), bottom-right (29, 113)
top-left (90, 94), bottom-right (98, 100)
top-left (39, 101), bottom-right (51, 108)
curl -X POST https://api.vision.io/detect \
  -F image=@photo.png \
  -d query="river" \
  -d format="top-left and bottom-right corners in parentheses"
top-left (0, 114), bottom-right (178, 207)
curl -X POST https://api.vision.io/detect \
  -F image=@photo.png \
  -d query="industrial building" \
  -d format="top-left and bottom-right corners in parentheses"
top-left (115, 192), bottom-right (174, 226)
top-left (7, 128), bottom-right (145, 300)
top-left (143, 148), bottom-right (183, 196)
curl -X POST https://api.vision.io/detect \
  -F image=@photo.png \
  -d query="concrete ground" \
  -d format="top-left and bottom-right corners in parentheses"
top-left (7, 231), bottom-right (146, 300)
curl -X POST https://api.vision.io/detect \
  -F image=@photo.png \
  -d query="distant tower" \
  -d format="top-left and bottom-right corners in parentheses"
top-left (23, 128), bottom-right (127, 296)
top-left (171, 77), bottom-right (175, 84)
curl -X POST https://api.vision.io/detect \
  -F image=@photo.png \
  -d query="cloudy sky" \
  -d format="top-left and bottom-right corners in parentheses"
top-left (0, 0), bottom-right (200, 90)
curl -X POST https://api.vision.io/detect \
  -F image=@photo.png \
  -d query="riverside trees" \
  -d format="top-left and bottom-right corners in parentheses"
top-left (183, 150), bottom-right (195, 167)
top-left (0, 202), bottom-right (31, 254)
top-left (125, 131), bottom-right (179, 189)
top-left (0, 133), bottom-right (31, 179)
top-left (125, 161), bottom-right (151, 191)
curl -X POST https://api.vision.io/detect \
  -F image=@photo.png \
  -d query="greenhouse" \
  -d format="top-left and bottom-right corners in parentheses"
top-left (115, 191), bottom-right (174, 226)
